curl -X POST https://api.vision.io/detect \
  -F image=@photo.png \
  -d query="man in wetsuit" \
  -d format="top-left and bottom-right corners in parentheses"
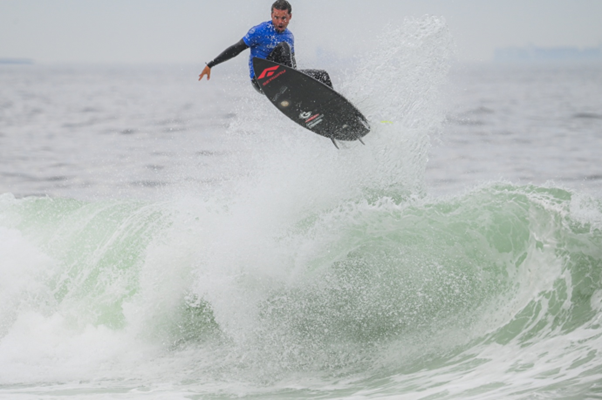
top-left (198, 0), bottom-right (331, 93)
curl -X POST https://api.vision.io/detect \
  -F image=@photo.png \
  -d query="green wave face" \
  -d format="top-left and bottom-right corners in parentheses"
top-left (1, 183), bottom-right (601, 398)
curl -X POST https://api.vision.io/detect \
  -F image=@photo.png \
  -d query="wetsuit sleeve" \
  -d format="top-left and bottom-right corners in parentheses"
top-left (206, 39), bottom-right (249, 68)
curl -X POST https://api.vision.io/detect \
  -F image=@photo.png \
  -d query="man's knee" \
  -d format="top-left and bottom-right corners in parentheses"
top-left (267, 42), bottom-right (295, 68)
top-left (300, 69), bottom-right (333, 88)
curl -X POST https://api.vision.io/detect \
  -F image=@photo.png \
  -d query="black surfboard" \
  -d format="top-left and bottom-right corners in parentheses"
top-left (253, 57), bottom-right (370, 147)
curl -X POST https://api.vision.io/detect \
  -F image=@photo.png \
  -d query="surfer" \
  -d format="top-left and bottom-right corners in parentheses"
top-left (198, 0), bottom-right (331, 92)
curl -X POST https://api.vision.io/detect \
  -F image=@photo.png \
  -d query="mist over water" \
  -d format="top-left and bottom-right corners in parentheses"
top-left (1, 16), bottom-right (602, 399)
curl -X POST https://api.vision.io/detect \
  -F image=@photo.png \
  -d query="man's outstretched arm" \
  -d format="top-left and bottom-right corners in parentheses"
top-left (199, 39), bottom-right (249, 81)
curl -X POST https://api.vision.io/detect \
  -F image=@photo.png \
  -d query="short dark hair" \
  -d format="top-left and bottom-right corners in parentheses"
top-left (272, 0), bottom-right (292, 14)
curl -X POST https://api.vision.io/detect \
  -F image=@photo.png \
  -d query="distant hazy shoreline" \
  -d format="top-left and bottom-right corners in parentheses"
top-left (0, 58), bottom-right (34, 65)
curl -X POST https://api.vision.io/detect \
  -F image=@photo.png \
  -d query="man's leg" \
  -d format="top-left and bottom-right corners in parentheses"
top-left (268, 43), bottom-right (333, 89)
top-left (298, 69), bottom-right (333, 88)
top-left (251, 77), bottom-right (262, 93)
top-left (266, 42), bottom-right (297, 68)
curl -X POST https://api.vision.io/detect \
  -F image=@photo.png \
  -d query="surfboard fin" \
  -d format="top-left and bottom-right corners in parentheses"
top-left (353, 131), bottom-right (365, 145)
top-left (330, 137), bottom-right (339, 149)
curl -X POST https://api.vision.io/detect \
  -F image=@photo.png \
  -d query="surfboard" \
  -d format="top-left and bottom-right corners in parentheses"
top-left (253, 57), bottom-right (370, 147)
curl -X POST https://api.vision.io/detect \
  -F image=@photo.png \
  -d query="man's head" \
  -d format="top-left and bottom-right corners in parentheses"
top-left (271, 0), bottom-right (292, 33)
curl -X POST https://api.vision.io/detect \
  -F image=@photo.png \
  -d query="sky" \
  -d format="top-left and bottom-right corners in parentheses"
top-left (1, 0), bottom-right (602, 65)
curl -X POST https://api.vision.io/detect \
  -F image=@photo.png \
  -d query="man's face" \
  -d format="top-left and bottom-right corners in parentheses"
top-left (271, 8), bottom-right (292, 33)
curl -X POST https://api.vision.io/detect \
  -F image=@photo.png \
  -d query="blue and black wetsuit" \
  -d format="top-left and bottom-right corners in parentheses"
top-left (206, 20), bottom-right (331, 93)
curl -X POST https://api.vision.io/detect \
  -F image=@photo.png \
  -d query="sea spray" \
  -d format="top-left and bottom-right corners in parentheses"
top-left (2, 15), bottom-right (602, 400)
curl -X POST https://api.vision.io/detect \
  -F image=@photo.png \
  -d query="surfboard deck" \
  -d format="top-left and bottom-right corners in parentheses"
top-left (253, 58), bottom-right (370, 145)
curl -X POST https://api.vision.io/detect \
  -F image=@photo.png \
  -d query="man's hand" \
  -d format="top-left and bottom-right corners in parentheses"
top-left (198, 65), bottom-right (211, 81)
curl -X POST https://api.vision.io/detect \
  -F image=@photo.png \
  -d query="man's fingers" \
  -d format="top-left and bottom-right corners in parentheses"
top-left (198, 67), bottom-right (211, 82)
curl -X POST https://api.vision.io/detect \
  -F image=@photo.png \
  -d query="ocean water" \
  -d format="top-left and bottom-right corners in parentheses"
top-left (2, 17), bottom-right (602, 399)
